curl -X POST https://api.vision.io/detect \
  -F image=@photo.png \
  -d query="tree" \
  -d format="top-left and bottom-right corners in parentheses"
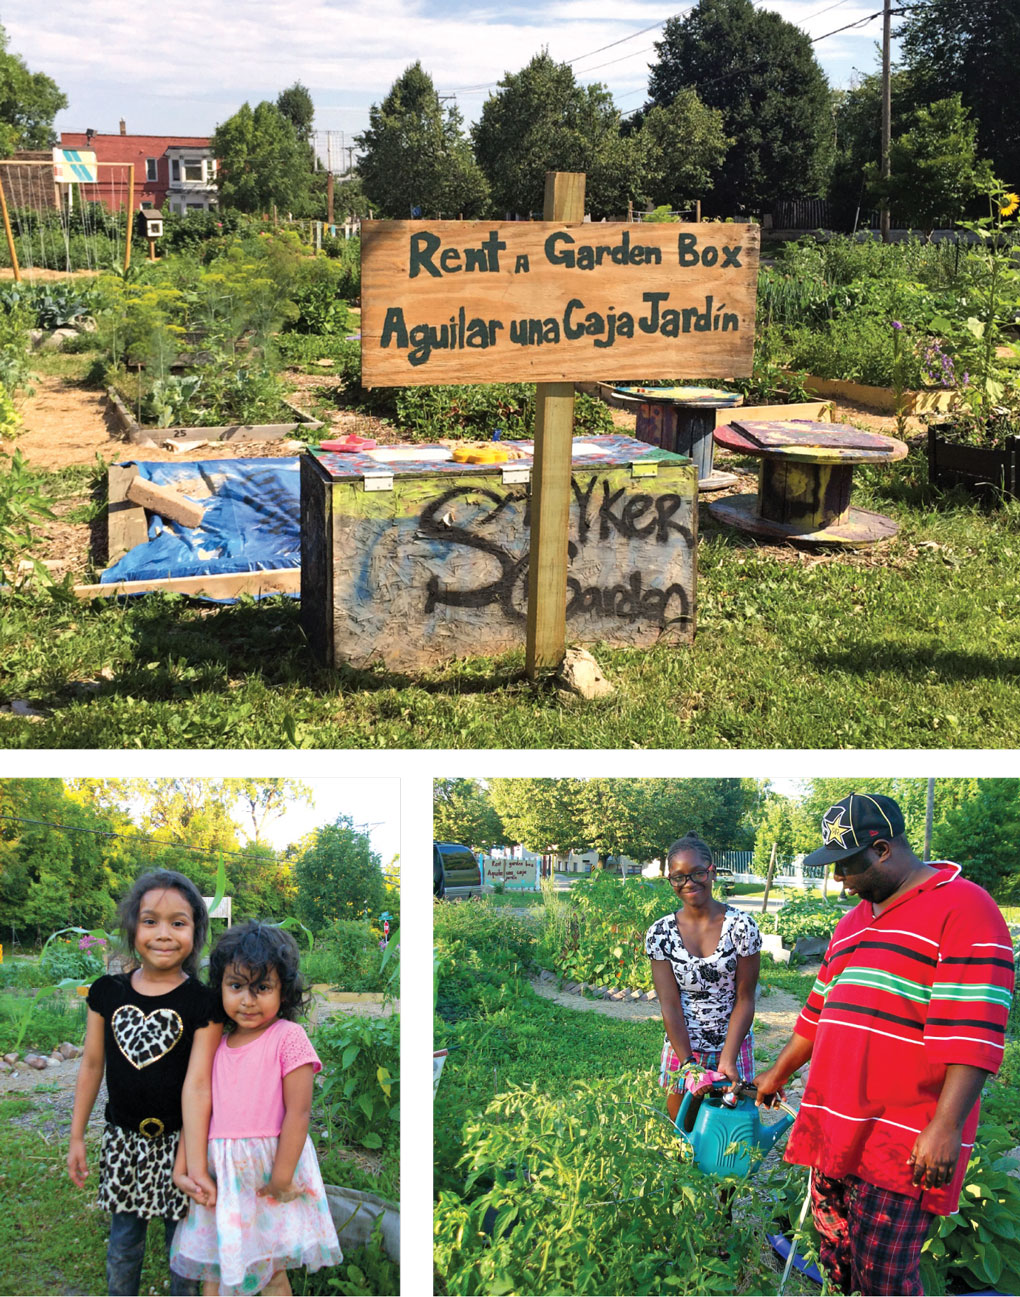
top-left (750, 795), bottom-right (815, 874)
top-left (866, 95), bottom-right (995, 235)
top-left (898, 0), bottom-right (1020, 203)
top-left (356, 63), bottom-right (489, 219)
top-left (828, 70), bottom-right (922, 230)
top-left (211, 100), bottom-right (313, 215)
top-left (635, 90), bottom-right (731, 211)
top-left (276, 82), bottom-right (315, 144)
top-left (647, 0), bottom-right (833, 215)
top-left (932, 780), bottom-right (1020, 899)
top-left (0, 23), bottom-right (66, 156)
top-left (432, 779), bottom-right (504, 850)
top-left (487, 777), bottom-right (758, 868)
top-left (487, 778), bottom-right (587, 856)
top-left (294, 816), bottom-right (385, 929)
top-left (222, 778), bottom-right (313, 844)
top-left (472, 52), bottom-right (639, 219)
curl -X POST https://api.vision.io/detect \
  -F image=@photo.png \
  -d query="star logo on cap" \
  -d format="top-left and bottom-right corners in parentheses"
top-left (822, 807), bottom-right (852, 848)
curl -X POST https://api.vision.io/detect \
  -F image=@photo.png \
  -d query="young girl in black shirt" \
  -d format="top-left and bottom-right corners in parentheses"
top-left (67, 869), bottom-right (222, 1296)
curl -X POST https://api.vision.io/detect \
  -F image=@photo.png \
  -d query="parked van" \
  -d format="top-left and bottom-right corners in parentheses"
top-left (434, 842), bottom-right (483, 900)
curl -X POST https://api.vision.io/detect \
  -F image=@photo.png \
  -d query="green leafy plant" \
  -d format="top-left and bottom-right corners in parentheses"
top-left (773, 894), bottom-right (847, 945)
top-left (435, 1079), bottom-right (788, 1295)
top-left (0, 450), bottom-right (57, 587)
top-left (920, 1122), bottom-right (1020, 1294)
top-left (315, 1010), bottom-right (399, 1150)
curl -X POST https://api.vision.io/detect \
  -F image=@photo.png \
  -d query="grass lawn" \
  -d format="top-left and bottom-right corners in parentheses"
top-left (6, 409), bottom-right (1020, 746)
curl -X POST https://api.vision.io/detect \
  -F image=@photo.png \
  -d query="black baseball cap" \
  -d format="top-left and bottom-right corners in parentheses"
top-left (803, 793), bottom-right (905, 867)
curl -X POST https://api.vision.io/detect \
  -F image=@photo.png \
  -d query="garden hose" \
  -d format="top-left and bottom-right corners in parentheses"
top-left (777, 1168), bottom-right (812, 1297)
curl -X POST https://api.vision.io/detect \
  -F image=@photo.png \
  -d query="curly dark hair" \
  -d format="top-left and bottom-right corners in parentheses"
top-left (208, 920), bottom-right (309, 1029)
top-left (118, 869), bottom-right (209, 979)
top-left (666, 832), bottom-right (715, 870)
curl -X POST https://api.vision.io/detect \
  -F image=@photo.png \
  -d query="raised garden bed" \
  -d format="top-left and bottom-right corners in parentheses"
top-left (794, 373), bottom-right (959, 416)
top-left (927, 425), bottom-right (1019, 499)
top-left (105, 386), bottom-right (323, 447)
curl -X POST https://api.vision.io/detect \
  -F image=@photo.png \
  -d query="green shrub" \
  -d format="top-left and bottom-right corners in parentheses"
top-left (434, 1078), bottom-right (789, 1295)
top-left (538, 872), bottom-right (672, 991)
top-left (774, 894), bottom-right (848, 945)
top-left (0, 961), bottom-right (45, 990)
top-left (39, 937), bottom-right (105, 983)
top-left (314, 1010), bottom-right (399, 1151)
top-left (920, 1122), bottom-right (1020, 1295)
top-left (0, 990), bottom-right (88, 1055)
top-left (321, 235), bottom-right (361, 299)
top-left (302, 920), bottom-right (387, 992)
top-left (289, 258), bottom-right (358, 335)
top-left (434, 902), bottom-right (536, 1024)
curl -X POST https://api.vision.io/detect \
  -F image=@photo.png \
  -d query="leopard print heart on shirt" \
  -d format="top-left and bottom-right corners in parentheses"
top-left (112, 1004), bottom-right (184, 1068)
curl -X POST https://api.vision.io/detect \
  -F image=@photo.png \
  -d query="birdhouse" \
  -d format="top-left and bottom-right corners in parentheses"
top-left (135, 210), bottom-right (163, 240)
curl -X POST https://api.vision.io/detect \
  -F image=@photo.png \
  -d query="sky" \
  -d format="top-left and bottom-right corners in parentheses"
top-left (7, 0), bottom-right (895, 150)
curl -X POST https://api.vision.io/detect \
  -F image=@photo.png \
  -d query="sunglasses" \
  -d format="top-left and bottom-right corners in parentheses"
top-left (669, 869), bottom-right (711, 887)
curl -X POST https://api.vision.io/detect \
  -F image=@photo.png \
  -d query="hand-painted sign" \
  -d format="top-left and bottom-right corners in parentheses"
top-left (361, 220), bottom-right (759, 386)
top-left (52, 149), bottom-right (98, 184)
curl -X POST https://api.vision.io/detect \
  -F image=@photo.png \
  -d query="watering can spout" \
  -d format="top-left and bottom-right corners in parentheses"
top-left (758, 1108), bottom-right (795, 1150)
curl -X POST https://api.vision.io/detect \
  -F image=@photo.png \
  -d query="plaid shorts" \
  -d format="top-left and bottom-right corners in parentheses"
top-left (810, 1170), bottom-right (934, 1296)
top-left (659, 1034), bottom-right (755, 1093)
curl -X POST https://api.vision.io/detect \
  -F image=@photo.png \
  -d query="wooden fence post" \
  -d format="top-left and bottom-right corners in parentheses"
top-left (525, 171), bottom-right (585, 677)
top-left (761, 842), bottom-right (778, 912)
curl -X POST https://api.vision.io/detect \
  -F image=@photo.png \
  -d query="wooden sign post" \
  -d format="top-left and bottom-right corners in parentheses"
top-left (359, 182), bottom-right (759, 675)
top-left (527, 172), bottom-right (584, 673)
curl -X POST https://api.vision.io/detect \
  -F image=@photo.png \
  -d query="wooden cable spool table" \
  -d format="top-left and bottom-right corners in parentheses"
top-left (610, 385), bottom-right (743, 491)
top-left (708, 419), bottom-right (908, 546)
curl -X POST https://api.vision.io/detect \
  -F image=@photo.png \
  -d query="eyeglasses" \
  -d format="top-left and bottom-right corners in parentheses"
top-left (669, 869), bottom-right (711, 887)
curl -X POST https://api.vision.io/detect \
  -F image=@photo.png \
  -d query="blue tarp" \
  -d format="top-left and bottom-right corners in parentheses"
top-left (102, 458), bottom-right (300, 596)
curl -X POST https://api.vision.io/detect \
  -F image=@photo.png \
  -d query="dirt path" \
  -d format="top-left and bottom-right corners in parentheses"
top-left (530, 976), bottom-right (807, 1040)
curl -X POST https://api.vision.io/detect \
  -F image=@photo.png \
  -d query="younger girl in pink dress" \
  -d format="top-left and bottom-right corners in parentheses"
top-left (171, 921), bottom-right (341, 1296)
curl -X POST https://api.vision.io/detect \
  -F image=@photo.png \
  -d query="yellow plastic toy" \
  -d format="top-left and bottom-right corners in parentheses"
top-left (451, 443), bottom-right (510, 464)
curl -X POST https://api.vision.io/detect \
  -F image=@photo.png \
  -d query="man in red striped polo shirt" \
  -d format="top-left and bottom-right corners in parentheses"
top-left (754, 792), bottom-right (1014, 1296)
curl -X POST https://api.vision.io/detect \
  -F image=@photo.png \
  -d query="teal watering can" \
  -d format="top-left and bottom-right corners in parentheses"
top-left (675, 1084), bottom-right (795, 1178)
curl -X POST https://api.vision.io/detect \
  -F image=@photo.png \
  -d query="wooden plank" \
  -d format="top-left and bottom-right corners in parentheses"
top-left (74, 569), bottom-right (301, 600)
top-left (526, 172), bottom-right (585, 677)
top-left (106, 464), bottom-right (148, 562)
top-left (360, 216), bottom-right (759, 387)
top-left (125, 476), bottom-right (205, 528)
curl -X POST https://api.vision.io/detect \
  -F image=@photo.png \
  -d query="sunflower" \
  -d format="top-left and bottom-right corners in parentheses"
top-left (1000, 192), bottom-right (1020, 217)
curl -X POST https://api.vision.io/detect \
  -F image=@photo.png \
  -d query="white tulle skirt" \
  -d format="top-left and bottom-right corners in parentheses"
top-left (170, 1135), bottom-right (341, 1295)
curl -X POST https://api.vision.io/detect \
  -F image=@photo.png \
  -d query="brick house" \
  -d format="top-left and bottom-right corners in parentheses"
top-left (59, 121), bottom-right (218, 214)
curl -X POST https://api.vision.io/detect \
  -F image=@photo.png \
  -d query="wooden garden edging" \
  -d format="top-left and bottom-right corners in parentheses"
top-left (791, 373), bottom-right (959, 416)
top-left (73, 462), bottom-right (300, 601)
top-left (106, 386), bottom-right (323, 446)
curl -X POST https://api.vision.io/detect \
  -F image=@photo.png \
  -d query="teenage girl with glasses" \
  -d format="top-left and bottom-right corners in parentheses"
top-left (644, 832), bottom-right (762, 1126)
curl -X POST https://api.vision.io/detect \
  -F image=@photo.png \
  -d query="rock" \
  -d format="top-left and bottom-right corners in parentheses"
top-left (59, 1041), bottom-right (79, 1059)
top-left (48, 1054), bottom-right (63, 1066)
top-left (555, 647), bottom-right (613, 700)
top-left (630, 990), bottom-right (642, 1000)
top-left (0, 1060), bottom-right (11, 1073)
top-left (76, 317), bottom-right (98, 333)
top-left (539, 969), bottom-right (555, 983)
top-left (3, 1053), bottom-right (18, 1065)
top-left (645, 989), bottom-right (658, 1001)
top-left (25, 1054), bottom-right (48, 1070)
top-left (39, 327), bottom-right (79, 351)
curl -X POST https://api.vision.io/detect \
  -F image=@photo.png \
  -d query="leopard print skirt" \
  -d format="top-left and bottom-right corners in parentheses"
top-left (97, 1122), bottom-right (191, 1220)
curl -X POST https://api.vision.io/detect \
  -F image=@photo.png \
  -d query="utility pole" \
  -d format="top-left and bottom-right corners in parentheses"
top-left (880, 0), bottom-right (891, 242)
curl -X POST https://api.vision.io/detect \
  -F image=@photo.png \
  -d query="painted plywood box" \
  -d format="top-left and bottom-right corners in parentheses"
top-left (301, 434), bottom-right (697, 670)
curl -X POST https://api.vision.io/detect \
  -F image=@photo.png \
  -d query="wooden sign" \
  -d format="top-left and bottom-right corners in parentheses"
top-left (361, 219), bottom-right (759, 387)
